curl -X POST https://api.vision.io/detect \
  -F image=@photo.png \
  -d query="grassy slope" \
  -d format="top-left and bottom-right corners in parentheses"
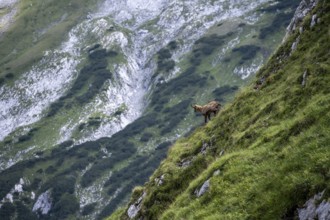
top-left (108, 1), bottom-right (330, 219)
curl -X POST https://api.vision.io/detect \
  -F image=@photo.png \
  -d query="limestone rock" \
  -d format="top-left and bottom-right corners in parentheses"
top-left (127, 192), bottom-right (146, 219)
top-left (177, 158), bottom-right (193, 168)
top-left (195, 179), bottom-right (210, 197)
top-left (291, 36), bottom-right (301, 54)
top-left (283, 0), bottom-right (319, 41)
top-left (32, 190), bottom-right (52, 215)
top-left (310, 14), bottom-right (317, 27)
top-left (155, 174), bottom-right (166, 186)
top-left (200, 142), bottom-right (209, 155)
top-left (298, 191), bottom-right (330, 220)
top-left (213, 169), bottom-right (221, 176)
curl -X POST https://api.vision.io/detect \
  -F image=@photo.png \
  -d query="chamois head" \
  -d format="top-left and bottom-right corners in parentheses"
top-left (191, 104), bottom-right (201, 112)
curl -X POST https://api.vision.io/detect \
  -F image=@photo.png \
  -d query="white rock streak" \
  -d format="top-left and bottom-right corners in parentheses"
top-left (0, 178), bottom-right (24, 204)
top-left (0, 0), bottom-right (19, 36)
top-left (0, 53), bottom-right (79, 141)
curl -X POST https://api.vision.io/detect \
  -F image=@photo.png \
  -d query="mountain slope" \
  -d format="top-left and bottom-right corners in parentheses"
top-left (0, 0), bottom-right (304, 219)
top-left (108, 0), bottom-right (330, 219)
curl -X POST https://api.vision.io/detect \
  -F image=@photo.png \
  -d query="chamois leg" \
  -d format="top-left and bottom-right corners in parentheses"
top-left (204, 114), bottom-right (207, 123)
top-left (208, 113), bottom-right (211, 121)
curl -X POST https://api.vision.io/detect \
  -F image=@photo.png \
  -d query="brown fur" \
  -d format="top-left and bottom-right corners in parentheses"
top-left (192, 101), bottom-right (221, 123)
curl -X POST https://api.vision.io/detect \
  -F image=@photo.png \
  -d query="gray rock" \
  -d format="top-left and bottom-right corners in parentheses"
top-left (291, 36), bottom-right (301, 54)
top-left (213, 169), bottom-right (221, 176)
top-left (316, 200), bottom-right (330, 220)
top-left (32, 190), bottom-right (52, 215)
top-left (200, 142), bottom-right (209, 155)
top-left (301, 70), bottom-right (308, 87)
top-left (127, 192), bottom-right (146, 219)
top-left (155, 174), bottom-right (166, 186)
top-left (195, 179), bottom-right (210, 197)
top-left (219, 150), bottom-right (225, 157)
top-left (298, 191), bottom-right (330, 220)
top-left (283, 0), bottom-right (319, 41)
top-left (310, 14), bottom-right (317, 27)
top-left (178, 158), bottom-right (193, 168)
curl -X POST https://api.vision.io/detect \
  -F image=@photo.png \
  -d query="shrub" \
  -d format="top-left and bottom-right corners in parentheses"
top-left (193, 34), bottom-right (227, 56)
top-left (47, 101), bottom-right (65, 117)
top-left (155, 141), bottom-right (172, 150)
top-left (45, 165), bottom-right (57, 174)
top-left (259, 12), bottom-right (295, 39)
top-left (160, 99), bottom-right (192, 135)
top-left (15, 201), bottom-right (38, 220)
top-left (100, 150), bottom-right (169, 218)
top-left (88, 49), bottom-right (107, 60)
top-left (56, 140), bottom-right (74, 149)
top-left (150, 66), bottom-right (208, 109)
top-left (212, 85), bottom-right (238, 97)
top-left (0, 169), bottom-right (22, 199)
top-left (0, 202), bottom-right (15, 220)
top-left (88, 44), bottom-right (101, 52)
top-left (232, 45), bottom-right (261, 63)
top-left (107, 50), bottom-right (118, 57)
top-left (259, 0), bottom-right (300, 13)
top-left (30, 178), bottom-right (42, 190)
top-left (123, 113), bottom-right (159, 136)
top-left (168, 41), bottom-right (178, 50)
top-left (140, 132), bottom-right (153, 142)
top-left (46, 46), bottom-right (115, 116)
top-left (87, 118), bottom-right (102, 128)
top-left (82, 203), bottom-right (97, 216)
top-left (81, 143), bottom-right (136, 187)
top-left (5, 73), bottom-right (14, 79)
top-left (51, 193), bottom-right (79, 219)
top-left (158, 48), bottom-right (172, 59)
top-left (157, 59), bottom-right (175, 72)
top-left (18, 134), bottom-right (32, 143)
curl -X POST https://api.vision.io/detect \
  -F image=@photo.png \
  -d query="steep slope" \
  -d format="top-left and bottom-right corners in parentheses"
top-left (108, 0), bottom-right (330, 219)
top-left (0, 0), bottom-right (302, 219)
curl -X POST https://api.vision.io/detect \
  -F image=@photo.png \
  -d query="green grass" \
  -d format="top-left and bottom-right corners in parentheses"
top-left (107, 1), bottom-right (330, 219)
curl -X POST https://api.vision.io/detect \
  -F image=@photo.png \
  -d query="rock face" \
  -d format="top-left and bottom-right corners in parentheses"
top-left (32, 190), bottom-right (52, 215)
top-left (127, 192), bottom-right (146, 219)
top-left (298, 191), bottom-right (330, 220)
top-left (283, 0), bottom-right (319, 41)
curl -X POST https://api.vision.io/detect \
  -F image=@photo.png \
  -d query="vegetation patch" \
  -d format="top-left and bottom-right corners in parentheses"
top-left (212, 85), bottom-right (239, 100)
top-left (47, 45), bottom-right (116, 117)
top-left (98, 141), bottom-right (172, 219)
top-left (232, 45), bottom-right (261, 64)
top-left (154, 41), bottom-right (178, 78)
top-left (82, 202), bottom-right (97, 216)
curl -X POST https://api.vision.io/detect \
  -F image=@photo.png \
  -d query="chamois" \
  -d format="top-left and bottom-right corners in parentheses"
top-left (191, 101), bottom-right (221, 123)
